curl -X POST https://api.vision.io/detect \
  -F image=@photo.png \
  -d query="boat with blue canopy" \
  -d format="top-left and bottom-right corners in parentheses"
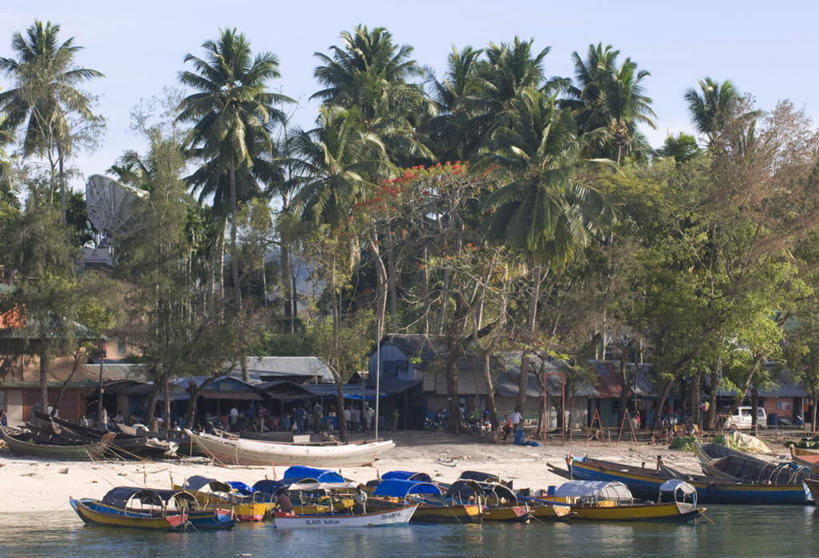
top-left (283, 466), bottom-right (346, 483)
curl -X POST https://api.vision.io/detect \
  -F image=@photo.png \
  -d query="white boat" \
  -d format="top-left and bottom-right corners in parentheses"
top-left (274, 504), bottom-right (417, 528)
top-left (184, 429), bottom-right (395, 467)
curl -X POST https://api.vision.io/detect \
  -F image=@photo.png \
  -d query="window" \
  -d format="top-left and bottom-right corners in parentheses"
top-left (118, 336), bottom-right (127, 354)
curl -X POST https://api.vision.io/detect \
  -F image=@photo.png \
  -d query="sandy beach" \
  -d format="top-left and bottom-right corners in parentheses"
top-left (0, 431), bottom-right (795, 513)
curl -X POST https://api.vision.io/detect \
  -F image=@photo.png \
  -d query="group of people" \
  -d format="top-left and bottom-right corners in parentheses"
top-left (221, 401), bottom-right (379, 435)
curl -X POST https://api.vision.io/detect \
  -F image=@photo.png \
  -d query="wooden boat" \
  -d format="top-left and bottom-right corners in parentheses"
top-left (695, 443), bottom-right (808, 484)
top-left (176, 476), bottom-right (267, 521)
top-left (545, 480), bottom-right (704, 522)
top-left (447, 479), bottom-right (531, 522)
top-left (789, 446), bottom-right (819, 475)
top-left (185, 429), bottom-right (394, 467)
top-left (804, 478), bottom-right (819, 503)
top-left (567, 456), bottom-right (812, 505)
top-left (369, 477), bottom-right (483, 523)
top-left (33, 412), bottom-right (177, 458)
top-left (273, 503), bottom-right (417, 528)
top-left (72, 487), bottom-right (233, 530)
top-left (0, 425), bottom-right (115, 460)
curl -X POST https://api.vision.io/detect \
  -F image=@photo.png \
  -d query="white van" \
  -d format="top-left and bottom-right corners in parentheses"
top-left (719, 406), bottom-right (767, 429)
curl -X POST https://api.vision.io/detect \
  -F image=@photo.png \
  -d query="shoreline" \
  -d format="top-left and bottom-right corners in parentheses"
top-left (0, 431), bottom-right (792, 513)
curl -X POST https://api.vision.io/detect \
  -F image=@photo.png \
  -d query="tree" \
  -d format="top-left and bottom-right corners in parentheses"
top-left (178, 28), bottom-right (289, 379)
top-left (656, 132), bottom-right (700, 163)
top-left (684, 77), bottom-right (740, 144)
top-left (565, 44), bottom-right (655, 163)
top-left (0, 20), bottom-right (103, 221)
top-left (480, 88), bottom-right (614, 412)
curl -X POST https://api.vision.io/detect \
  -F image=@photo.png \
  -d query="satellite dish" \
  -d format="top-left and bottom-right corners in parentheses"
top-left (85, 174), bottom-right (147, 245)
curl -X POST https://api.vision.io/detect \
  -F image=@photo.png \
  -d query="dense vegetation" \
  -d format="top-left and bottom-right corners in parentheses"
top-left (1, 21), bottom-right (818, 440)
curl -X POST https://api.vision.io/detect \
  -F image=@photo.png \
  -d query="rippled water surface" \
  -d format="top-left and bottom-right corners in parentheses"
top-left (1, 506), bottom-right (818, 557)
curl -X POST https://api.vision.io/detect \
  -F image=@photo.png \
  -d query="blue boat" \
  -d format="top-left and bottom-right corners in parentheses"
top-left (567, 456), bottom-right (812, 505)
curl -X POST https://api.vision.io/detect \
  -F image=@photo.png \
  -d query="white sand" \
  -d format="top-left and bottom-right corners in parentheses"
top-left (0, 431), bottom-right (792, 513)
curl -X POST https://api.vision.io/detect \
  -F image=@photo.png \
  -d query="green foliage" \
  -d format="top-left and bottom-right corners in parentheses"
top-left (668, 435), bottom-right (697, 450)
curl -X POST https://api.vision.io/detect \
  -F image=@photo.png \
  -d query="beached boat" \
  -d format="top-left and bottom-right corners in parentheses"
top-left (33, 412), bottom-right (177, 458)
top-left (184, 429), bottom-right (394, 467)
top-left (545, 480), bottom-right (704, 522)
top-left (273, 503), bottom-right (417, 528)
top-left (695, 443), bottom-right (808, 484)
top-left (369, 477), bottom-right (483, 523)
top-left (0, 425), bottom-right (115, 460)
top-left (789, 446), bottom-right (819, 475)
top-left (567, 456), bottom-right (812, 505)
top-left (70, 487), bottom-right (232, 531)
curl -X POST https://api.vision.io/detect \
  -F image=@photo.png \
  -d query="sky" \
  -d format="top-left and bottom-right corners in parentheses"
top-left (1, 0), bottom-right (817, 193)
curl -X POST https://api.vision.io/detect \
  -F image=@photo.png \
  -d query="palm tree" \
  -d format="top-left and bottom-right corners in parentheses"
top-left (424, 46), bottom-right (483, 162)
top-left (684, 77), bottom-right (740, 144)
top-left (481, 87), bottom-right (613, 412)
top-left (290, 105), bottom-right (389, 441)
top-left (313, 25), bottom-right (431, 165)
top-left (178, 29), bottom-right (288, 317)
top-left (469, 37), bottom-right (554, 148)
top-left (565, 44), bottom-right (655, 163)
top-left (0, 20), bottom-right (103, 219)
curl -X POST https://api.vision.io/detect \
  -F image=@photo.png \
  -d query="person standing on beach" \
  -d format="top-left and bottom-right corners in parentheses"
top-left (510, 409), bottom-right (522, 431)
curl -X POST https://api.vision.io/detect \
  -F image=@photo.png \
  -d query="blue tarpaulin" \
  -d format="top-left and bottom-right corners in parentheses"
top-left (372, 479), bottom-right (442, 498)
top-left (381, 471), bottom-right (432, 482)
top-left (227, 481), bottom-right (255, 495)
top-left (253, 479), bottom-right (288, 495)
top-left (282, 466), bottom-right (345, 483)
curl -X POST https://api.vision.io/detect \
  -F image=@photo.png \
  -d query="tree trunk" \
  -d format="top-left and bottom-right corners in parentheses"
top-left (58, 145), bottom-right (67, 225)
top-left (53, 348), bottom-right (86, 416)
top-left (482, 349), bottom-right (498, 430)
top-left (336, 378), bottom-right (347, 442)
top-left (229, 167), bottom-right (248, 381)
top-left (163, 375), bottom-right (172, 428)
top-left (39, 345), bottom-right (49, 413)
top-left (726, 356), bottom-right (764, 422)
top-left (281, 232), bottom-right (292, 332)
top-left (813, 390), bottom-right (818, 433)
top-left (707, 362), bottom-right (720, 429)
top-left (385, 222), bottom-right (398, 329)
top-left (145, 372), bottom-right (163, 432)
top-left (692, 370), bottom-right (702, 428)
top-left (751, 388), bottom-right (759, 433)
top-left (516, 265), bottom-right (543, 413)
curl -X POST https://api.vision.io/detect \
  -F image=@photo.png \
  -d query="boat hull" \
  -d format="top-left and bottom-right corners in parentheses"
top-left (483, 505), bottom-right (530, 522)
top-left (1, 427), bottom-right (114, 461)
top-left (69, 498), bottom-right (186, 530)
top-left (569, 502), bottom-right (703, 522)
top-left (530, 503), bottom-right (572, 520)
top-left (274, 504), bottom-right (417, 528)
top-left (412, 503), bottom-right (483, 523)
top-left (569, 457), bottom-right (812, 505)
top-left (185, 430), bottom-right (394, 467)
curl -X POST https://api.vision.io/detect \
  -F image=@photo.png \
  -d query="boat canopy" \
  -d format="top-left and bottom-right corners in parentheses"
top-left (659, 479), bottom-right (696, 495)
top-left (478, 482), bottom-right (517, 503)
top-left (227, 481), bottom-right (255, 495)
top-left (286, 481), bottom-right (359, 492)
top-left (101, 487), bottom-right (197, 509)
top-left (184, 475), bottom-right (217, 491)
top-left (372, 479), bottom-right (442, 498)
top-left (381, 471), bottom-right (432, 482)
top-left (283, 466), bottom-right (345, 483)
top-left (553, 481), bottom-right (633, 501)
top-left (446, 480), bottom-right (484, 502)
top-left (460, 471), bottom-right (502, 484)
top-left (252, 479), bottom-right (289, 495)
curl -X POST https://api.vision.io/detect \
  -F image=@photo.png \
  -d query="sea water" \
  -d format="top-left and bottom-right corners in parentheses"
top-left (0, 506), bottom-right (817, 557)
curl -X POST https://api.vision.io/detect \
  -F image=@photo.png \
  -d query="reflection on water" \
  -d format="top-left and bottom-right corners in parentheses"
top-left (1, 506), bottom-right (818, 558)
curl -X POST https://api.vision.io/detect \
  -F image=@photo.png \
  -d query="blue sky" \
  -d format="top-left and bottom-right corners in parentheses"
top-left (1, 1), bottom-right (816, 192)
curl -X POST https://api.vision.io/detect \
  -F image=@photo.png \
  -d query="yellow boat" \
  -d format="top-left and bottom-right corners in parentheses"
top-left (529, 502), bottom-right (572, 520)
top-left (370, 478), bottom-right (484, 523)
top-left (175, 477), bottom-right (267, 522)
top-left (482, 505), bottom-right (531, 522)
top-left (547, 480), bottom-right (705, 522)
